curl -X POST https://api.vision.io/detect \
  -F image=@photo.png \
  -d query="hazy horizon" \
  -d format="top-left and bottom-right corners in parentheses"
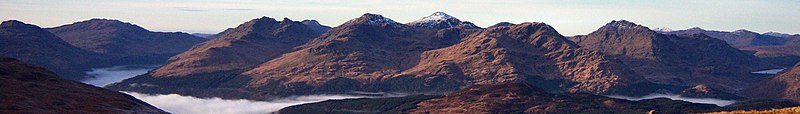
top-left (2, 0), bottom-right (798, 35)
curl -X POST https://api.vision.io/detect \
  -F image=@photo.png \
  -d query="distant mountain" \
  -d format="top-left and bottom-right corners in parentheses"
top-left (0, 57), bottom-right (166, 113)
top-left (571, 20), bottom-right (775, 93)
top-left (664, 28), bottom-right (800, 67)
top-left (748, 63), bottom-right (800, 102)
top-left (281, 83), bottom-right (787, 113)
top-left (763, 32), bottom-right (795, 38)
top-left (663, 27), bottom-right (787, 47)
top-left (47, 19), bottom-right (207, 65)
top-left (191, 33), bottom-right (215, 38)
top-left (739, 45), bottom-right (800, 67)
top-left (0, 20), bottom-right (98, 80)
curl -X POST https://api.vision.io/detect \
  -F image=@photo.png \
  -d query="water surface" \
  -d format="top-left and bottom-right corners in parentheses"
top-left (81, 65), bottom-right (159, 87)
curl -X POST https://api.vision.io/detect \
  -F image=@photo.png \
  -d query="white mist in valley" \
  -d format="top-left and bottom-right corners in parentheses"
top-left (81, 65), bottom-right (158, 86)
top-left (606, 93), bottom-right (736, 106)
top-left (751, 68), bottom-right (786, 75)
top-left (80, 64), bottom-right (404, 114)
top-left (125, 92), bottom-right (368, 114)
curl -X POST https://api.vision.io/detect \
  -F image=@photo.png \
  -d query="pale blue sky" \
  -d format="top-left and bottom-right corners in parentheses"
top-left (1, 0), bottom-right (798, 35)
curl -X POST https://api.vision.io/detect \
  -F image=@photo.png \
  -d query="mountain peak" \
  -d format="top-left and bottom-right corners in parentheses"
top-left (408, 11), bottom-right (463, 29)
top-left (282, 17), bottom-right (292, 21)
top-left (417, 11), bottom-right (457, 22)
top-left (301, 19), bottom-right (332, 35)
top-left (653, 27), bottom-right (673, 32)
top-left (490, 22), bottom-right (516, 27)
top-left (1, 20), bottom-right (25, 26)
top-left (55, 18), bottom-right (148, 32)
top-left (1, 20), bottom-right (51, 35)
top-left (604, 20), bottom-right (646, 29)
top-left (301, 20), bottom-right (321, 26)
top-left (687, 27), bottom-right (705, 31)
top-left (344, 13), bottom-right (401, 26)
top-left (0, 20), bottom-right (37, 29)
top-left (733, 29), bottom-right (758, 35)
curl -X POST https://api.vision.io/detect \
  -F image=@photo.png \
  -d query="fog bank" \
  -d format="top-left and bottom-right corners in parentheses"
top-left (125, 92), bottom-right (370, 114)
top-left (81, 65), bottom-right (157, 86)
top-left (751, 68), bottom-right (786, 74)
top-left (606, 93), bottom-right (736, 106)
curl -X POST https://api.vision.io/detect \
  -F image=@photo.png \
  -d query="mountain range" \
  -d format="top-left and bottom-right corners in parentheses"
top-left (1, 11), bottom-right (799, 113)
top-left (109, 12), bottom-right (789, 103)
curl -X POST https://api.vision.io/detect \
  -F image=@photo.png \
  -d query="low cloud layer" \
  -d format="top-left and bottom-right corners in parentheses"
top-left (607, 93), bottom-right (736, 106)
top-left (125, 92), bottom-right (368, 114)
top-left (751, 68), bottom-right (786, 74)
top-left (81, 65), bottom-right (157, 86)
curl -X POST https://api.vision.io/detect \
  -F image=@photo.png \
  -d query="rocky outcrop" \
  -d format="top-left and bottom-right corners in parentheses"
top-left (0, 57), bottom-right (166, 113)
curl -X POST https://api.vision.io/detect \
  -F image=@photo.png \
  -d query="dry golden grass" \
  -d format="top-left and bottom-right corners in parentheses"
top-left (706, 106), bottom-right (800, 114)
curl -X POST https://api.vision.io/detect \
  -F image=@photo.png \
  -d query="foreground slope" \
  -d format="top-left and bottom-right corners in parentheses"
top-left (708, 106), bottom-right (800, 114)
top-left (0, 57), bottom-right (166, 113)
top-left (748, 63), bottom-right (800, 102)
top-left (48, 19), bottom-right (207, 64)
top-left (0, 20), bottom-right (98, 80)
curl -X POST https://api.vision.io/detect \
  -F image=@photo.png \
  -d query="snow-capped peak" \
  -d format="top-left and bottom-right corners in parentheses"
top-left (415, 12), bottom-right (456, 23)
top-left (408, 11), bottom-right (463, 29)
top-left (653, 27), bottom-right (673, 32)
